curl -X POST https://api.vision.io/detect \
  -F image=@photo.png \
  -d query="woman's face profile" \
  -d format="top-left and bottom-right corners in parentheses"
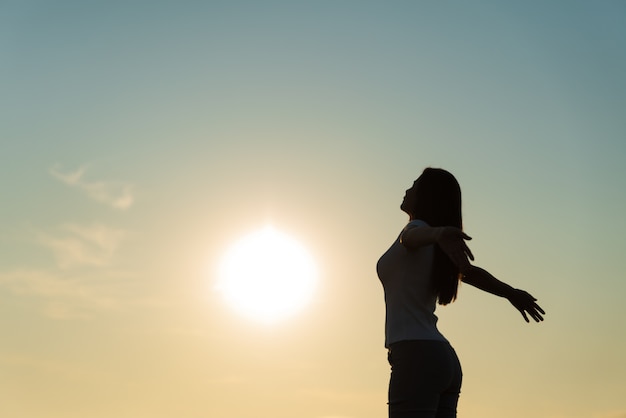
top-left (400, 178), bottom-right (420, 215)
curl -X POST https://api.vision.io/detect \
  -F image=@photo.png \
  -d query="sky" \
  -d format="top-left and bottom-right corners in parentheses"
top-left (1, 1), bottom-right (625, 417)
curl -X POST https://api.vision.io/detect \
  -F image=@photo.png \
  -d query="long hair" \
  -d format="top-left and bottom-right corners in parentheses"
top-left (411, 168), bottom-right (463, 305)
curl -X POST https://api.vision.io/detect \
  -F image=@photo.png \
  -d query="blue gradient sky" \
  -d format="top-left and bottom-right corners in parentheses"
top-left (2, 2), bottom-right (625, 417)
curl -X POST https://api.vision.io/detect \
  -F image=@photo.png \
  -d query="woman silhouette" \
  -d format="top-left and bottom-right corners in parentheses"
top-left (377, 168), bottom-right (544, 418)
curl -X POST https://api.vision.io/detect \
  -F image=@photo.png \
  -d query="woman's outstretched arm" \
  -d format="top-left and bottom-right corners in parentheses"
top-left (401, 225), bottom-right (474, 272)
top-left (462, 266), bottom-right (545, 323)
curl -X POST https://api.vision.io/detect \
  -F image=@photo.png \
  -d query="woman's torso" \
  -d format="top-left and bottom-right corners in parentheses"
top-left (377, 219), bottom-right (447, 348)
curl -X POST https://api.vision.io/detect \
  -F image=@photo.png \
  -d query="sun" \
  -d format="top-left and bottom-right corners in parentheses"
top-left (216, 226), bottom-right (318, 323)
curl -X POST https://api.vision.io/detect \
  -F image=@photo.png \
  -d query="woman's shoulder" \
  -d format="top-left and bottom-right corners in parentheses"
top-left (404, 219), bottom-right (430, 230)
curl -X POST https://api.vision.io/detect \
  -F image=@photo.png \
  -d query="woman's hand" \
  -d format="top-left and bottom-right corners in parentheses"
top-left (435, 227), bottom-right (474, 273)
top-left (507, 289), bottom-right (546, 322)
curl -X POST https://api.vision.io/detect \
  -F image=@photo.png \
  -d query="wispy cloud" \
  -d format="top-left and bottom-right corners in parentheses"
top-left (0, 269), bottom-right (122, 319)
top-left (0, 222), bottom-right (175, 320)
top-left (50, 164), bottom-right (134, 209)
top-left (36, 223), bottom-right (127, 269)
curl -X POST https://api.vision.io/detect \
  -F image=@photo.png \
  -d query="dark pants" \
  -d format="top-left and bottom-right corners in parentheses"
top-left (387, 340), bottom-right (463, 418)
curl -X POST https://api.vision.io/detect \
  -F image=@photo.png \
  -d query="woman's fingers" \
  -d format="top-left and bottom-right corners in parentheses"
top-left (440, 229), bottom-right (474, 266)
top-left (520, 310), bottom-right (529, 322)
top-left (512, 291), bottom-right (545, 323)
top-left (535, 303), bottom-right (546, 315)
top-left (462, 241), bottom-right (475, 261)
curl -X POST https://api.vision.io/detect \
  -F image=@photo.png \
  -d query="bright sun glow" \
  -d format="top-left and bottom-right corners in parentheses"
top-left (217, 226), bottom-right (318, 324)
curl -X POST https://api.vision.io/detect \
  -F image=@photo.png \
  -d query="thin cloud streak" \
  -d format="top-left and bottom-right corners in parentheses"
top-left (36, 223), bottom-right (127, 269)
top-left (50, 164), bottom-right (134, 209)
top-left (0, 266), bottom-right (172, 320)
top-left (0, 269), bottom-right (122, 319)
